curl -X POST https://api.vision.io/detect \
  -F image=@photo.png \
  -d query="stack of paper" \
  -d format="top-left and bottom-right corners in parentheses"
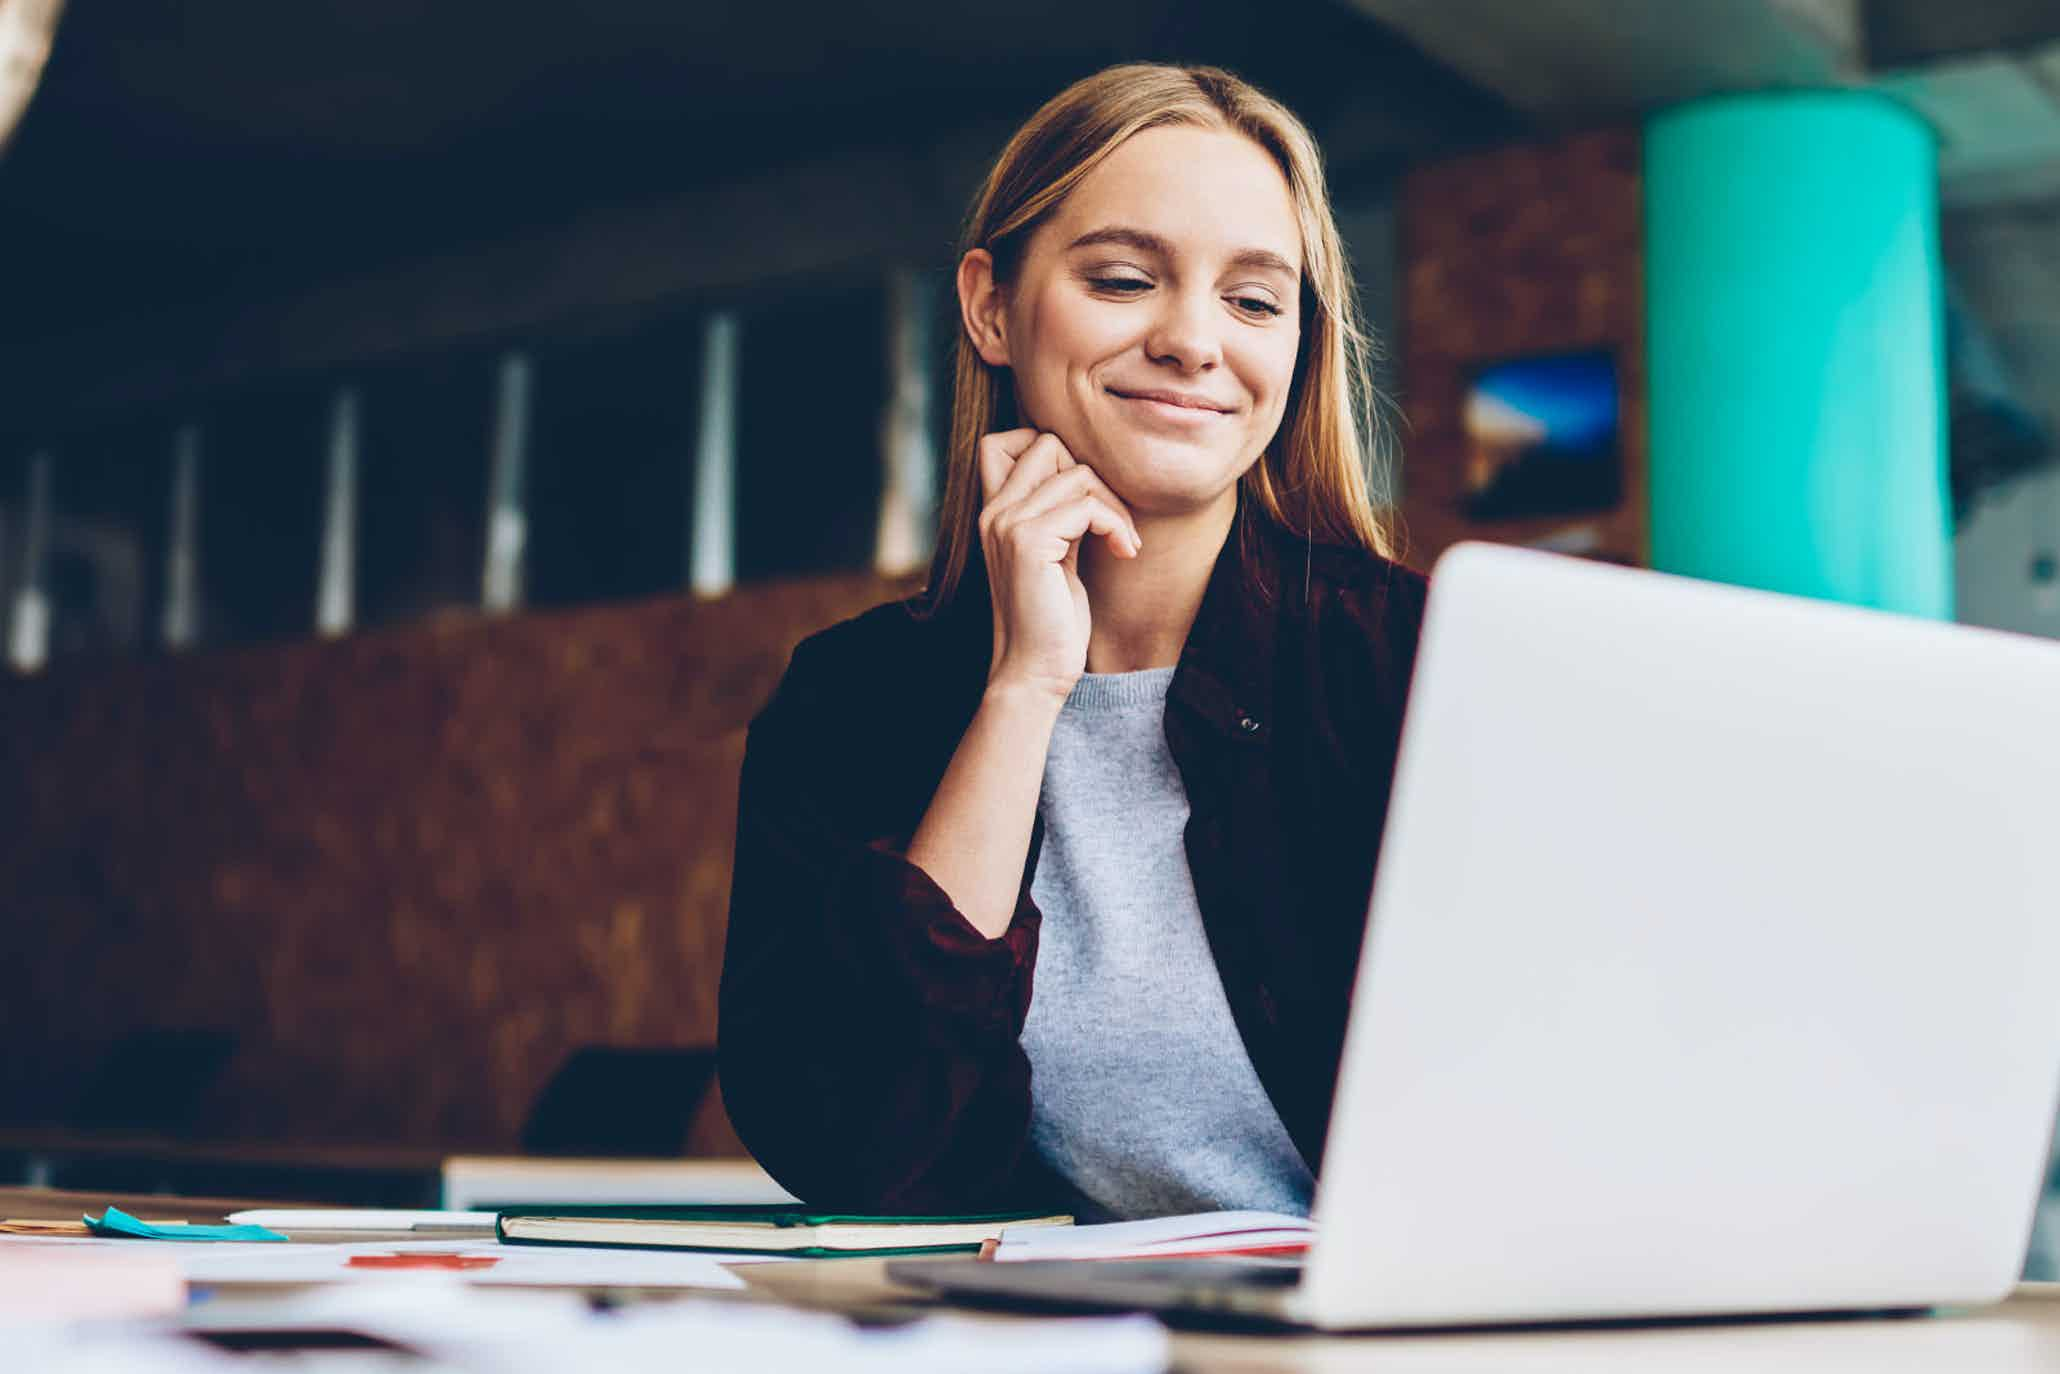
top-left (993, 1210), bottom-right (1313, 1261)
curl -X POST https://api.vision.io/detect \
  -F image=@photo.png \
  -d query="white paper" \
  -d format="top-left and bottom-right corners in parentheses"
top-left (184, 1286), bottom-right (1167, 1373)
top-left (994, 1209), bottom-right (1313, 1261)
top-left (593, 1303), bottom-right (1168, 1374)
top-left (225, 1208), bottom-right (496, 1231)
top-left (177, 1238), bottom-right (746, 1289)
top-left (1, 1234), bottom-right (742, 1290)
top-left (462, 1245), bottom-right (749, 1289)
top-left (12, 1281), bottom-right (1167, 1373)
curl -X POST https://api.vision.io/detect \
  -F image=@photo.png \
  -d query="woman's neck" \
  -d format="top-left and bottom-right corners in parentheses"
top-left (1077, 489), bottom-right (1238, 674)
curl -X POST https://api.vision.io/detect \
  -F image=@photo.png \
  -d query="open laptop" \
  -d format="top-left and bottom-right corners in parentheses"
top-left (892, 542), bottom-right (2060, 1329)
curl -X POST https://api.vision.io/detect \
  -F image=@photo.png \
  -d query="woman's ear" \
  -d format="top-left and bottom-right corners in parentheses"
top-left (957, 248), bottom-right (1012, 368)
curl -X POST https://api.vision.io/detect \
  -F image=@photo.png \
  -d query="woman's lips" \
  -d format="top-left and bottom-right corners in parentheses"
top-left (1108, 388), bottom-right (1233, 423)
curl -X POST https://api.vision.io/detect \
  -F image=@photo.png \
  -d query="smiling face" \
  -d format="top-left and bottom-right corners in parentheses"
top-left (964, 122), bottom-right (1306, 520)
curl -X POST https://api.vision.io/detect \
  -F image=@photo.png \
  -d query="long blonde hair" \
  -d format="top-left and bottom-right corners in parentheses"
top-left (920, 62), bottom-right (1398, 614)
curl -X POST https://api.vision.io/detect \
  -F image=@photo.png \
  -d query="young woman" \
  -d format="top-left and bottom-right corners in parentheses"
top-left (718, 63), bottom-right (1428, 1221)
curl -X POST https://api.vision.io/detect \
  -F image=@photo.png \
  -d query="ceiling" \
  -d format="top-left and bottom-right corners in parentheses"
top-left (0, 0), bottom-right (1516, 365)
top-left (11, 0), bottom-right (2057, 423)
top-left (1350, 0), bottom-right (2060, 207)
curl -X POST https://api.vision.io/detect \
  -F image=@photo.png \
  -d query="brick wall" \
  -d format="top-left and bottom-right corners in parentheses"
top-left (1398, 127), bottom-right (1646, 568)
top-left (0, 574), bottom-right (914, 1154)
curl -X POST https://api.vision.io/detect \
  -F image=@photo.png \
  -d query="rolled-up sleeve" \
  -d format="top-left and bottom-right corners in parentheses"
top-left (717, 636), bottom-right (1056, 1212)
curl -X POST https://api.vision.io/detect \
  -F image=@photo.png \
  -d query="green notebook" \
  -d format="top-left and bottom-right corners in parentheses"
top-left (494, 1204), bottom-right (1072, 1257)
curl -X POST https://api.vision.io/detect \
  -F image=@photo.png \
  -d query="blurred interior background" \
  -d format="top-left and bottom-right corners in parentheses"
top-left (1, 0), bottom-right (2057, 1268)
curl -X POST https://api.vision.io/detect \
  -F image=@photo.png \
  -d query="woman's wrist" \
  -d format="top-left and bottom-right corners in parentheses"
top-left (981, 671), bottom-right (1074, 720)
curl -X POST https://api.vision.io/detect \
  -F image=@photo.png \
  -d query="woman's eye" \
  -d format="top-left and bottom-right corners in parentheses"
top-left (1087, 276), bottom-right (1281, 318)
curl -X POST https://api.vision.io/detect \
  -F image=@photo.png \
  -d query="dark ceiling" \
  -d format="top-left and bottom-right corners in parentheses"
top-left (0, 0), bottom-right (1514, 367)
top-left (1864, 0), bottom-right (2060, 66)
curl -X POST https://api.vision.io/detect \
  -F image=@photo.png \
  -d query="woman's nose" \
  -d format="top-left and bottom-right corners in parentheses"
top-left (1143, 289), bottom-right (1223, 373)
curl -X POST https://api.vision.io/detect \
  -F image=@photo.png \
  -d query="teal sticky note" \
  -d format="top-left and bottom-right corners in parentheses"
top-left (84, 1205), bottom-right (288, 1242)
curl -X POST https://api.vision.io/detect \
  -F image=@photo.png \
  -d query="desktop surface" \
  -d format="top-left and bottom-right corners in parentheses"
top-left (741, 1252), bottom-right (2060, 1372)
top-left (4, 1188), bottom-right (2058, 1371)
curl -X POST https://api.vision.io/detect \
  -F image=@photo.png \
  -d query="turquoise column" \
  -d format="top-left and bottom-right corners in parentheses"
top-left (1644, 93), bottom-right (1952, 618)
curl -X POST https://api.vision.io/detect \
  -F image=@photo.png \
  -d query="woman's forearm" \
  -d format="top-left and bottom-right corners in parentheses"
top-left (905, 679), bottom-right (1067, 939)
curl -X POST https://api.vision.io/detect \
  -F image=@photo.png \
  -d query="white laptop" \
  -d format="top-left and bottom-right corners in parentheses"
top-left (894, 541), bottom-right (2060, 1329)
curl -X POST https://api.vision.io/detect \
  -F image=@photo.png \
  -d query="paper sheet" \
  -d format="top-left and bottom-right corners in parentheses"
top-left (190, 1285), bottom-right (1168, 1373)
top-left (994, 1209), bottom-right (1313, 1261)
top-left (182, 1238), bottom-right (749, 1289)
top-left (0, 1234), bottom-right (746, 1290)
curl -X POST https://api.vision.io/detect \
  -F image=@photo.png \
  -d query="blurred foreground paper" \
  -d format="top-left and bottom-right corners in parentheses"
top-left (180, 1285), bottom-right (1169, 1373)
top-left (168, 1236), bottom-right (746, 1289)
top-left (1, 1234), bottom-right (750, 1289)
top-left (0, 1241), bottom-right (184, 1323)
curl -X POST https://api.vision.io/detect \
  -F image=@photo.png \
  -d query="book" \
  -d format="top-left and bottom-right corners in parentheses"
top-left (991, 1210), bottom-right (1312, 1261)
top-left (442, 1155), bottom-right (797, 1210)
top-left (496, 1205), bottom-right (1072, 1257)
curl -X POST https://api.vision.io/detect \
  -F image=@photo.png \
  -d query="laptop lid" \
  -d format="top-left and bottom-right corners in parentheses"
top-left (1300, 543), bottom-right (2060, 1328)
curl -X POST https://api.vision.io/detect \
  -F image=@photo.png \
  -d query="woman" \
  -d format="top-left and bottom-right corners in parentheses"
top-left (718, 63), bottom-right (1428, 1220)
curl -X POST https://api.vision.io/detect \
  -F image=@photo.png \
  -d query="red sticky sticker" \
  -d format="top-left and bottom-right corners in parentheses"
top-left (346, 1252), bottom-right (500, 1271)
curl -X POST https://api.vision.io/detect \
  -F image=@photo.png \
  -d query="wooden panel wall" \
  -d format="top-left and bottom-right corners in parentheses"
top-left (0, 574), bottom-right (915, 1154)
top-left (1399, 127), bottom-right (1647, 567)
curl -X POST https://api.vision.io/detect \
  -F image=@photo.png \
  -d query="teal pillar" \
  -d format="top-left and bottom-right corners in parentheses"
top-left (1644, 93), bottom-right (1952, 618)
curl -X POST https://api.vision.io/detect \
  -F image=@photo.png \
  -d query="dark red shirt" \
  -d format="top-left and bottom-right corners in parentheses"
top-left (717, 506), bottom-right (1429, 1211)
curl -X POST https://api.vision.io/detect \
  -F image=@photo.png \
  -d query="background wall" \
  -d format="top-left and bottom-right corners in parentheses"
top-left (0, 572), bottom-right (905, 1153)
top-left (1944, 196), bottom-right (2060, 638)
top-left (1396, 128), bottom-right (1646, 568)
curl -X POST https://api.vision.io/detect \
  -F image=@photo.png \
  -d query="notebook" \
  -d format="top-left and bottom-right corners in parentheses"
top-left (495, 1205), bottom-right (1072, 1257)
top-left (991, 1210), bottom-right (1312, 1261)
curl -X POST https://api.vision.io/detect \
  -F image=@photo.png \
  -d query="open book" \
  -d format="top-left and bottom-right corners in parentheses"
top-left (992, 1210), bottom-right (1313, 1261)
top-left (497, 1205), bottom-right (1071, 1257)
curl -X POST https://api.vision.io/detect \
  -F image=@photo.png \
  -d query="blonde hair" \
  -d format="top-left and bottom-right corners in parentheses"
top-left (920, 62), bottom-right (1398, 614)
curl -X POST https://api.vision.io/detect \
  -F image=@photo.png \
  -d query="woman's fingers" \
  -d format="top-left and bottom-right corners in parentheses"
top-left (979, 431), bottom-right (1071, 527)
top-left (976, 428), bottom-right (1040, 504)
top-left (990, 432), bottom-right (1070, 511)
top-left (999, 464), bottom-right (1141, 553)
top-left (978, 430), bottom-right (1140, 555)
top-left (1013, 493), bottom-right (1139, 563)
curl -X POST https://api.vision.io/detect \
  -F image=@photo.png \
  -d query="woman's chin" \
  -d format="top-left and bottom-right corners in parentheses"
top-left (1091, 453), bottom-right (1244, 520)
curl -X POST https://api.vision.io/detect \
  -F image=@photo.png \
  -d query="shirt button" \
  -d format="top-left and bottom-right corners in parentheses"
top-left (1237, 713), bottom-right (1262, 735)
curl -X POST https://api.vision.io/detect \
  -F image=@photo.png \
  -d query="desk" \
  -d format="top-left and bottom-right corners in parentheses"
top-left (6, 1187), bottom-right (2059, 1371)
top-left (737, 1256), bottom-right (2060, 1372)
top-left (0, 1185), bottom-right (284, 1225)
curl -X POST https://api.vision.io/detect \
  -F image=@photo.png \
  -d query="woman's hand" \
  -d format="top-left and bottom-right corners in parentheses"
top-left (977, 429), bottom-right (1143, 701)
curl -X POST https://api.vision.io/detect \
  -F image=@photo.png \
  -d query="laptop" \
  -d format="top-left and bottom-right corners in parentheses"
top-left (892, 542), bottom-right (2060, 1329)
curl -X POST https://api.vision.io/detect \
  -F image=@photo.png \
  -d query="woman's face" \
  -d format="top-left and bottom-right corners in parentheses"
top-left (965, 124), bottom-right (1305, 519)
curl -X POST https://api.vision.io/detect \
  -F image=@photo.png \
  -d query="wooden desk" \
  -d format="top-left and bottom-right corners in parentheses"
top-left (7, 1188), bottom-right (2058, 1371)
top-left (0, 1185), bottom-right (280, 1225)
top-left (738, 1256), bottom-right (2060, 1372)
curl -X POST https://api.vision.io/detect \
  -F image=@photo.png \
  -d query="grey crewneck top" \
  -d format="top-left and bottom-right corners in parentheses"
top-left (1020, 666), bottom-right (1315, 1222)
